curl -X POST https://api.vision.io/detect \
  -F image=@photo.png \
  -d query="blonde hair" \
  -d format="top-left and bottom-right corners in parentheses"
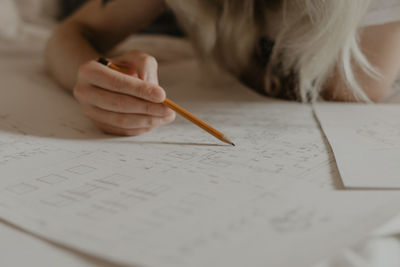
top-left (166, 0), bottom-right (375, 102)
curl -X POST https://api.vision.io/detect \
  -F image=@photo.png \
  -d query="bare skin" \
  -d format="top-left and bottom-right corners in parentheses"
top-left (45, 0), bottom-right (174, 136)
top-left (323, 21), bottom-right (400, 102)
top-left (45, 0), bottom-right (400, 136)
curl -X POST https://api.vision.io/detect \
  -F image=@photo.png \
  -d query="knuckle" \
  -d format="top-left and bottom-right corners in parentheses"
top-left (137, 84), bottom-right (152, 100)
top-left (144, 55), bottom-right (158, 68)
top-left (144, 102), bottom-right (152, 114)
top-left (128, 49), bottom-right (142, 56)
top-left (133, 51), bottom-right (156, 64)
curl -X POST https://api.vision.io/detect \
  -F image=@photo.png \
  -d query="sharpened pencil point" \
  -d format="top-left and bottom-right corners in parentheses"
top-left (221, 136), bottom-right (234, 146)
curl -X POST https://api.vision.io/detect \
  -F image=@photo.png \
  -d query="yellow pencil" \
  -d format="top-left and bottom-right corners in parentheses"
top-left (98, 57), bottom-right (235, 146)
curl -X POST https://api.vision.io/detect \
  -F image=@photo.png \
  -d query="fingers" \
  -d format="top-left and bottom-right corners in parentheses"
top-left (75, 51), bottom-right (175, 137)
top-left (118, 50), bottom-right (159, 85)
top-left (78, 60), bottom-right (165, 103)
top-left (74, 85), bottom-right (173, 116)
top-left (82, 105), bottom-right (176, 130)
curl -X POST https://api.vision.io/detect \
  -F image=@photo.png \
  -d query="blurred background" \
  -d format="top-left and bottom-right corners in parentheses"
top-left (0, 0), bottom-right (183, 41)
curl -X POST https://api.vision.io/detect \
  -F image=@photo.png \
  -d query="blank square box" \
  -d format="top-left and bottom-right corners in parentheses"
top-left (42, 195), bottom-right (75, 207)
top-left (98, 174), bottom-right (134, 186)
top-left (37, 174), bottom-right (67, 185)
top-left (7, 183), bottom-right (38, 195)
top-left (68, 184), bottom-right (106, 198)
top-left (78, 205), bottom-right (115, 220)
top-left (67, 165), bottom-right (96, 175)
top-left (134, 183), bottom-right (169, 196)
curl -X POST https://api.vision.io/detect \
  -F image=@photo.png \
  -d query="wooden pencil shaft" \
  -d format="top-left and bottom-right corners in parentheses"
top-left (163, 99), bottom-right (226, 141)
top-left (98, 58), bottom-right (232, 144)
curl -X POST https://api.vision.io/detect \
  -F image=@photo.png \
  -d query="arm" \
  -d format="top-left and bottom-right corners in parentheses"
top-left (45, 0), bottom-right (166, 90)
top-left (45, 0), bottom-right (176, 136)
top-left (322, 21), bottom-right (400, 102)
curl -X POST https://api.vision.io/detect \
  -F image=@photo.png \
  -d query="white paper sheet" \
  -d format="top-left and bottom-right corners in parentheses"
top-left (1, 39), bottom-right (400, 267)
top-left (314, 103), bottom-right (400, 189)
top-left (0, 222), bottom-right (105, 267)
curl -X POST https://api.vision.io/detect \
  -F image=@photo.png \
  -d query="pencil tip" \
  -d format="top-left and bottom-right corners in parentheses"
top-left (231, 143), bottom-right (235, 146)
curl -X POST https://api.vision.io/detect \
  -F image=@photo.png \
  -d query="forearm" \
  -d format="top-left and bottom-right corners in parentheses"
top-left (45, 22), bottom-right (100, 91)
top-left (45, 0), bottom-right (166, 91)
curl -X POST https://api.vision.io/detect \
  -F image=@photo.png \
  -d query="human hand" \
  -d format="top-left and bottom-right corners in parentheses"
top-left (73, 50), bottom-right (175, 136)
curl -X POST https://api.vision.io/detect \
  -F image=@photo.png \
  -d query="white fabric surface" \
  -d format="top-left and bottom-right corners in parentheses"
top-left (0, 0), bottom-right (56, 41)
top-left (0, 0), bottom-right (19, 39)
top-left (14, 0), bottom-right (58, 26)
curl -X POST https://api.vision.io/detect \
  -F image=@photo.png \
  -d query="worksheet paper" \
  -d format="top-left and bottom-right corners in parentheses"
top-left (314, 103), bottom-right (400, 189)
top-left (0, 222), bottom-right (100, 267)
top-left (1, 48), bottom-right (400, 267)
